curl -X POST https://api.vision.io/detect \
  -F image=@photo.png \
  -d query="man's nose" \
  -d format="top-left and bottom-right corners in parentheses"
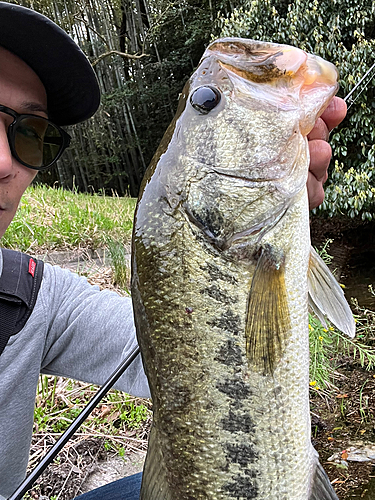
top-left (0, 122), bottom-right (14, 180)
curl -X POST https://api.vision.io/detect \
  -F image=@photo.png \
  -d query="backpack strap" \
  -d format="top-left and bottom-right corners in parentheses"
top-left (0, 248), bottom-right (44, 357)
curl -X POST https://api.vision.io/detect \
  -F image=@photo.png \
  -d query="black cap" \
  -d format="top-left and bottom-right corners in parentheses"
top-left (0, 2), bottom-right (100, 125)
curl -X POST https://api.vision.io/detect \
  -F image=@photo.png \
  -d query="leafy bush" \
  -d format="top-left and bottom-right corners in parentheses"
top-left (217, 0), bottom-right (375, 220)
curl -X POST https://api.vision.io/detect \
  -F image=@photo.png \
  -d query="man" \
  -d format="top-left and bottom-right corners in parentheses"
top-left (0, 2), bottom-right (346, 500)
top-left (0, 4), bottom-right (147, 500)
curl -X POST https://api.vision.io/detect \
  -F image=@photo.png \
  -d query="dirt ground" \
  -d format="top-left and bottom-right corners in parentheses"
top-left (29, 369), bottom-right (375, 500)
top-left (27, 438), bottom-right (146, 499)
top-left (29, 364), bottom-right (375, 500)
top-left (311, 359), bottom-right (375, 499)
top-left (310, 216), bottom-right (375, 499)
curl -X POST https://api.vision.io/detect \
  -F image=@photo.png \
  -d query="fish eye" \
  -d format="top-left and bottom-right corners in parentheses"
top-left (190, 86), bottom-right (221, 114)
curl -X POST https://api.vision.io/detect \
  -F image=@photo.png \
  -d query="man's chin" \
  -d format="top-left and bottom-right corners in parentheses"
top-left (0, 214), bottom-right (11, 239)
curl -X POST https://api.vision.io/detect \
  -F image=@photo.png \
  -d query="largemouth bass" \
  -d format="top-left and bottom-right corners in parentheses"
top-left (131, 38), bottom-right (355, 500)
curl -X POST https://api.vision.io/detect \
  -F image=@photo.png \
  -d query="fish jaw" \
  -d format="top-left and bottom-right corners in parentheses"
top-left (204, 38), bottom-right (309, 83)
top-left (201, 37), bottom-right (339, 135)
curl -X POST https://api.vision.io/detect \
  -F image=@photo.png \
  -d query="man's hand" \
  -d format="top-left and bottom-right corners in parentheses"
top-left (307, 96), bottom-right (347, 209)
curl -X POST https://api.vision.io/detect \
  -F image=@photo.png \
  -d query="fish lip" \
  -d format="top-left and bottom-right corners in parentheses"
top-left (206, 38), bottom-right (308, 81)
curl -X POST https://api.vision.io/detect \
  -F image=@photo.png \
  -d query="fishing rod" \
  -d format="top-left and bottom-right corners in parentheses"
top-left (7, 345), bottom-right (141, 500)
top-left (343, 60), bottom-right (375, 108)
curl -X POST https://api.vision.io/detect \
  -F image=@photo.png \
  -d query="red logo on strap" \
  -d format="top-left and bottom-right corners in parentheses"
top-left (28, 258), bottom-right (36, 277)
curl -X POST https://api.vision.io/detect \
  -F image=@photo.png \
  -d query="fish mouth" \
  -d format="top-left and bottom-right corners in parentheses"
top-left (202, 37), bottom-right (338, 134)
top-left (205, 38), bottom-right (338, 88)
top-left (207, 39), bottom-right (307, 84)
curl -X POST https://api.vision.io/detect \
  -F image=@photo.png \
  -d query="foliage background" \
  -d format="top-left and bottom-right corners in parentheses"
top-left (8, 0), bottom-right (375, 219)
top-left (218, 0), bottom-right (375, 221)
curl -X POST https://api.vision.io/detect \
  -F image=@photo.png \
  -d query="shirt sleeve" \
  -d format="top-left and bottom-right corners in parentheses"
top-left (39, 263), bottom-right (151, 398)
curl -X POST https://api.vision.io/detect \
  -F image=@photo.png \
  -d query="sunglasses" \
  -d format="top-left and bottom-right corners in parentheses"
top-left (0, 104), bottom-right (71, 170)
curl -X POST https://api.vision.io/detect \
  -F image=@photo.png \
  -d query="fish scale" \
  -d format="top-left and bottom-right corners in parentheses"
top-left (132, 38), bottom-right (353, 500)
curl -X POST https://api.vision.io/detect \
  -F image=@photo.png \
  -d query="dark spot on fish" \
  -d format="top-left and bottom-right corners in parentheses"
top-left (216, 378), bottom-right (251, 400)
top-left (273, 385), bottom-right (282, 397)
top-left (191, 207), bottom-right (224, 238)
top-left (200, 262), bottom-right (238, 285)
top-left (221, 410), bottom-right (255, 433)
top-left (191, 227), bottom-right (225, 256)
top-left (200, 285), bottom-right (237, 305)
top-left (226, 243), bottom-right (259, 263)
top-left (245, 470), bottom-right (258, 478)
top-left (259, 243), bottom-right (285, 269)
top-left (185, 307), bottom-right (194, 314)
top-left (225, 443), bottom-right (258, 466)
top-left (223, 474), bottom-right (259, 498)
top-left (215, 340), bottom-right (243, 366)
top-left (197, 156), bottom-right (207, 165)
top-left (207, 309), bottom-right (241, 334)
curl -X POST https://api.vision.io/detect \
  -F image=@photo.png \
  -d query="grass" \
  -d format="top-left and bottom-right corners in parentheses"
top-left (309, 316), bottom-right (338, 393)
top-left (309, 310), bottom-right (375, 394)
top-left (2, 184), bottom-right (136, 253)
top-left (309, 245), bottom-right (375, 396)
top-left (27, 375), bottom-right (151, 499)
top-left (32, 376), bottom-right (151, 458)
top-left (106, 238), bottom-right (131, 291)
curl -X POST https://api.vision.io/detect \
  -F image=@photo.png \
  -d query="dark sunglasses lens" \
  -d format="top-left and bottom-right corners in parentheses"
top-left (14, 116), bottom-right (64, 168)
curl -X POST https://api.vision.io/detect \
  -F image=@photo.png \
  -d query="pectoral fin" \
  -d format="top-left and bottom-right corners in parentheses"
top-left (308, 246), bottom-right (355, 338)
top-left (245, 247), bottom-right (290, 375)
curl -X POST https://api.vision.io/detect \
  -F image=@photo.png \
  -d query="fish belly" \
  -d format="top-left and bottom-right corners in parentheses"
top-left (132, 190), bottom-right (314, 500)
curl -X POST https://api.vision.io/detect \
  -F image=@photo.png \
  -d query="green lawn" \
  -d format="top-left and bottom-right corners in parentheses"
top-left (2, 184), bottom-right (137, 253)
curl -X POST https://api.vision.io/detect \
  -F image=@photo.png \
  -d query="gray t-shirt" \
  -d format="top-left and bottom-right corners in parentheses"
top-left (0, 254), bottom-right (150, 499)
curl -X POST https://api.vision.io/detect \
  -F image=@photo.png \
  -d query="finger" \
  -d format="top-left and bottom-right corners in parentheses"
top-left (307, 117), bottom-right (329, 141)
top-left (307, 172), bottom-right (325, 210)
top-left (308, 139), bottom-right (331, 182)
top-left (320, 96), bottom-right (347, 131)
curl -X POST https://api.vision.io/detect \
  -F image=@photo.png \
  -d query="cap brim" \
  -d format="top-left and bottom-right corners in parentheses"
top-left (0, 2), bottom-right (100, 125)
